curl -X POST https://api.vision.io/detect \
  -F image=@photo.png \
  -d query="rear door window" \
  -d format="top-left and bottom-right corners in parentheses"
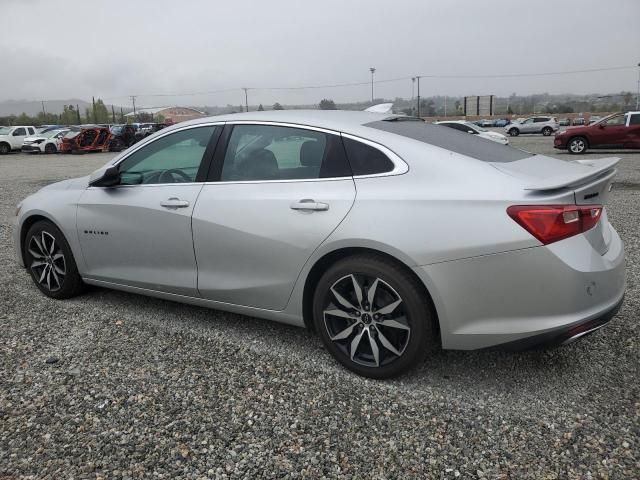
top-left (220, 125), bottom-right (351, 181)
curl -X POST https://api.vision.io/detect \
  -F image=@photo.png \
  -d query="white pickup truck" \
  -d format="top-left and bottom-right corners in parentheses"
top-left (0, 126), bottom-right (37, 154)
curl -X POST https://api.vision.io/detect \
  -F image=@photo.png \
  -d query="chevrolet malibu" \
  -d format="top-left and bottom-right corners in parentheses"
top-left (13, 111), bottom-right (626, 378)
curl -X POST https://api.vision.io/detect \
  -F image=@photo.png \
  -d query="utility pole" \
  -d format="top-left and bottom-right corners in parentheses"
top-left (369, 67), bottom-right (376, 102)
top-left (92, 96), bottom-right (97, 123)
top-left (416, 76), bottom-right (421, 118)
top-left (411, 77), bottom-right (415, 101)
top-left (242, 88), bottom-right (249, 112)
top-left (76, 104), bottom-right (81, 125)
top-left (130, 95), bottom-right (137, 119)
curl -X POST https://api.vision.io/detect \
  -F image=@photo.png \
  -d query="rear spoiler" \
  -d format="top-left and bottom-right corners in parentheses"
top-left (524, 157), bottom-right (620, 191)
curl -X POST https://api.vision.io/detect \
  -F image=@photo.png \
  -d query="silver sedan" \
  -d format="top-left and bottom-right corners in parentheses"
top-left (13, 111), bottom-right (626, 378)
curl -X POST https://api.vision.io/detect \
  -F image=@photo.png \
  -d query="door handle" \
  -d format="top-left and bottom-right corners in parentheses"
top-left (290, 199), bottom-right (329, 211)
top-left (160, 197), bottom-right (190, 209)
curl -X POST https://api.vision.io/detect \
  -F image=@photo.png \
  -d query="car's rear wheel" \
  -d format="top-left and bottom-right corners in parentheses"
top-left (508, 128), bottom-right (520, 137)
top-left (313, 255), bottom-right (435, 379)
top-left (542, 127), bottom-right (553, 136)
top-left (24, 220), bottom-right (85, 299)
top-left (0, 142), bottom-right (10, 155)
top-left (568, 136), bottom-right (588, 154)
top-left (44, 143), bottom-right (57, 154)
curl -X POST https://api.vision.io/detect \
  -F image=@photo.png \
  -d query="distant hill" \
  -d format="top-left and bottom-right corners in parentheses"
top-left (0, 99), bottom-right (92, 116)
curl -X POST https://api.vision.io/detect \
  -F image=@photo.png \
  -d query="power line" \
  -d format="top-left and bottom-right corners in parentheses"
top-left (30, 65), bottom-right (639, 104)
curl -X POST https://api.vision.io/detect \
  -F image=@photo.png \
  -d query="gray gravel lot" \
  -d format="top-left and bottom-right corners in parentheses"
top-left (1, 137), bottom-right (638, 479)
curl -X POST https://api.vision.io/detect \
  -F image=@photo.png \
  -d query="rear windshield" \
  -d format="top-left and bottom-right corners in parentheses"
top-left (365, 120), bottom-right (533, 163)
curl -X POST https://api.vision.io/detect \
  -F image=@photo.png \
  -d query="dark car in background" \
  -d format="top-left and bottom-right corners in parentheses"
top-left (554, 112), bottom-right (640, 154)
top-left (110, 124), bottom-right (138, 150)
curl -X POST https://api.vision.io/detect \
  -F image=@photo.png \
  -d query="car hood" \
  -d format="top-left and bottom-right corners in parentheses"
top-left (37, 175), bottom-right (90, 193)
top-left (24, 135), bottom-right (47, 142)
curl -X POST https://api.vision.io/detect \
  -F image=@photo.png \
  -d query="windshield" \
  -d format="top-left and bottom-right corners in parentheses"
top-left (0, 127), bottom-right (11, 135)
top-left (367, 120), bottom-right (532, 163)
top-left (465, 122), bottom-right (486, 132)
top-left (45, 129), bottom-right (67, 138)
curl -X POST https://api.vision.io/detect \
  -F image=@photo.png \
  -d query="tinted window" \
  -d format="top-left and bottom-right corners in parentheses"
top-left (629, 114), bottom-right (640, 126)
top-left (342, 137), bottom-right (394, 175)
top-left (533, 117), bottom-right (548, 123)
top-left (13, 128), bottom-right (26, 136)
top-left (118, 126), bottom-right (218, 185)
top-left (366, 120), bottom-right (532, 163)
top-left (220, 125), bottom-right (350, 181)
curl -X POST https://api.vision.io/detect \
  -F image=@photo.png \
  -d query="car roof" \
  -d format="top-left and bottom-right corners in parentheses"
top-left (173, 110), bottom-right (408, 135)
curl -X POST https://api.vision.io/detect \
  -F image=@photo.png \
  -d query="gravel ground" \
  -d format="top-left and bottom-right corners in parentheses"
top-left (1, 138), bottom-right (638, 479)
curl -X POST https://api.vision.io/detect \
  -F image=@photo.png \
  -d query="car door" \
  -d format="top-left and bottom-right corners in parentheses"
top-left (520, 118), bottom-right (534, 133)
top-left (589, 114), bottom-right (627, 148)
top-left (624, 113), bottom-right (640, 148)
top-left (77, 124), bottom-right (222, 295)
top-left (192, 123), bottom-right (356, 310)
top-left (11, 127), bottom-right (28, 149)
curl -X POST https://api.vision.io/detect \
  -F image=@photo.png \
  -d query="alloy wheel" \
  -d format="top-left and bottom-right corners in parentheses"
top-left (28, 231), bottom-right (66, 292)
top-left (569, 138), bottom-right (585, 153)
top-left (322, 274), bottom-right (411, 367)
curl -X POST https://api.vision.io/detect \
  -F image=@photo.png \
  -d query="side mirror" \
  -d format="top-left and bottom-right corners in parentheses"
top-left (89, 165), bottom-right (120, 187)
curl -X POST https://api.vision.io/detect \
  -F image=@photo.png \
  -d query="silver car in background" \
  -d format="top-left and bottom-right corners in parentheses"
top-left (13, 111), bottom-right (625, 378)
top-left (506, 116), bottom-right (559, 136)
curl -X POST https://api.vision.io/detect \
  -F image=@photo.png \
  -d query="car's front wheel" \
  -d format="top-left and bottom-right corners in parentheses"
top-left (508, 128), bottom-right (520, 137)
top-left (24, 220), bottom-right (85, 299)
top-left (542, 127), bottom-right (553, 136)
top-left (44, 143), bottom-right (57, 154)
top-left (0, 142), bottom-right (10, 155)
top-left (568, 136), bottom-right (588, 154)
top-left (313, 254), bottom-right (435, 378)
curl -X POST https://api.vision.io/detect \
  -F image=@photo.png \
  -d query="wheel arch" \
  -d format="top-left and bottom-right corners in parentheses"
top-left (19, 213), bottom-right (64, 267)
top-left (301, 246), bottom-right (440, 338)
top-left (569, 134), bottom-right (590, 147)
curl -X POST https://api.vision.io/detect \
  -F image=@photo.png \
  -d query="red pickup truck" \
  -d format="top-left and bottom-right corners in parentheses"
top-left (554, 112), bottom-right (640, 154)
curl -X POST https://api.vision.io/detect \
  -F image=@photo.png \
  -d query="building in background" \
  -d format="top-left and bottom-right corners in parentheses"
top-left (125, 106), bottom-right (206, 124)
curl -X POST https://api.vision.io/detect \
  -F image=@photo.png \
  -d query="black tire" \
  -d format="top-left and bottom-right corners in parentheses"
top-left (313, 254), bottom-right (435, 379)
top-left (508, 128), bottom-right (520, 137)
top-left (568, 136), bottom-right (588, 154)
top-left (0, 142), bottom-right (10, 155)
top-left (542, 127), bottom-right (552, 136)
top-left (24, 220), bottom-right (85, 299)
top-left (44, 143), bottom-right (57, 154)
top-left (109, 138), bottom-right (124, 152)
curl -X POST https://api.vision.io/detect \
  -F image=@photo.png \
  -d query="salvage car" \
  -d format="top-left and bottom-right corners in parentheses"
top-left (59, 126), bottom-right (112, 154)
top-left (109, 124), bottom-right (138, 151)
top-left (554, 111), bottom-right (640, 153)
top-left (13, 111), bottom-right (625, 378)
top-left (21, 129), bottom-right (70, 154)
top-left (0, 125), bottom-right (37, 154)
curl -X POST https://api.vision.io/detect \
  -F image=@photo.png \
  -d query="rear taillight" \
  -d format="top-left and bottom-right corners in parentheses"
top-left (507, 205), bottom-right (602, 245)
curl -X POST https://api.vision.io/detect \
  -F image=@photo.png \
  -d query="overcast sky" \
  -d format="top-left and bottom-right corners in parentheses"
top-left (1, 0), bottom-right (639, 108)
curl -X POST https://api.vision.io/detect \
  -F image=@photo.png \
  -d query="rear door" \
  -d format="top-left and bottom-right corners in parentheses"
top-left (624, 113), bottom-right (640, 148)
top-left (192, 123), bottom-right (356, 310)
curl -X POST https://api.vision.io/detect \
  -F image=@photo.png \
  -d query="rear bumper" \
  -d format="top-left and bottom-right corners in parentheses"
top-left (413, 222), bottom-right (626, 350)
top-left (490, 294), bottom-right (623, 350)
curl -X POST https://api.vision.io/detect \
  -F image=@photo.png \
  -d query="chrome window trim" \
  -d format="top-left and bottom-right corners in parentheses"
top-left (94, 119), bottom-right (408, 188)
